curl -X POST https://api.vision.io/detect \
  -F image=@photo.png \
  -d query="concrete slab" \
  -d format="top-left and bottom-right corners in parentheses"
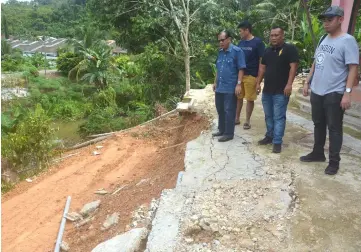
top-left (145, 84), bottom-right (361, 252)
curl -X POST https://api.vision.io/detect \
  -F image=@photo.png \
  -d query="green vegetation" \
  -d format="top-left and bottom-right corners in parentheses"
top-left (1, 0), bottom-right (360, 185)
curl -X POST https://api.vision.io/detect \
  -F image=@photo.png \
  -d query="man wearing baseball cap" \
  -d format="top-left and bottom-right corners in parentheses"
top-left (300, 6), bottom-right (359, 175)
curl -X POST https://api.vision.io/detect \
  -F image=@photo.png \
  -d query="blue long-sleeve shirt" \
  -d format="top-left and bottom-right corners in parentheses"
top-left (215, 44), bottom-right (246, 94)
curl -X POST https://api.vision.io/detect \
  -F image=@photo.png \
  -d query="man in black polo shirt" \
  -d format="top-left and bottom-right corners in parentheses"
top-left (256, 26), bottom-right (299, 153)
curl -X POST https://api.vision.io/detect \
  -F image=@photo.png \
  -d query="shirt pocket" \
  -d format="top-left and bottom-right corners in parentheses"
top-left (226, 56), bottom-right (236, 71)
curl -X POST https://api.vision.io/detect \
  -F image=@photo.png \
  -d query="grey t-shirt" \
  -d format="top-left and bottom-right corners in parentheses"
top-left (311, 34), bottom-right (359, 96)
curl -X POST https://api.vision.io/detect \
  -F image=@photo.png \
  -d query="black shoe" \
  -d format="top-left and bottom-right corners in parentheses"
top-left (272, 144), bottom-right (282, 153)
top-left (325, 162), bottom-right (339, 175)
top-left (218, 136), bottom-right (233, 142)
top-left (258, 136), bottom-right (273, 145)
top-left (300, 152), bottom-right (326, 162)
top-left (212, 131), bottom-right (223, 137)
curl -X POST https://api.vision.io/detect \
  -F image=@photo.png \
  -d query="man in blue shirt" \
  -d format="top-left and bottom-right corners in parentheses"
top-left (235, 21), bottom-right (265, 129)
top-left (213, 30), bottom-right (246, 142)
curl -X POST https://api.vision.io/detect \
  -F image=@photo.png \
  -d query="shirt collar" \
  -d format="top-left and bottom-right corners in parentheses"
top-left (272, 42), bottom-right (285, 50)
top-left (219, 43), bottom-right (234, 52)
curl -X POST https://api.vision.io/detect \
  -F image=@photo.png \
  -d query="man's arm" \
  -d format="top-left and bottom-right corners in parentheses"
top-left (341, 37), bottom-right (359, 110)
top-left (306, 62), bottom-right (315, 85)
top-left (346, 64), bottom-right (359, 89)
top-left (284, 62), bottom-right (298, 96)
top-left (256, 63), bottom-right (266, 94)
top-left (341, 64), bottom-right (358, 109)
top-left (284, 45), bottom-right (299, 96)
top-left (302, 62), bottom-right (315, 96)
top-left (213, 72), bottom-right (218, 91)
top-left (287, 62), bottom-right (298, 86)
top-left (238, 69), bottom-right (245, 84)
top-left (235, 49), bottom-right (246, 95)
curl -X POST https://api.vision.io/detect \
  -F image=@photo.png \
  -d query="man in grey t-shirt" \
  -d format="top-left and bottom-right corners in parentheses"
top-left (300, 6), bottom-right (359, 175)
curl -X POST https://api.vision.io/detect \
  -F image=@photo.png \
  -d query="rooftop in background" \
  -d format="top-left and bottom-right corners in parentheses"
top-left (3, 36), bottom-right (127, 56)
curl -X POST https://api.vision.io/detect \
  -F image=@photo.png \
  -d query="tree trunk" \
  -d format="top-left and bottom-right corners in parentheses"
top-left (184, 48), bottom-right (191, 93)
top-left (302, 0), bottom-right (317, 48)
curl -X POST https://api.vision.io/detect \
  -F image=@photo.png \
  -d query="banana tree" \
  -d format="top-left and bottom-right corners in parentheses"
top-left (69, 41), bottom-right (122, 89)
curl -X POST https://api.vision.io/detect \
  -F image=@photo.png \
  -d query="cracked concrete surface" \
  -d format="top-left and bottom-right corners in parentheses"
top-left (145, 85), bottom-right (361, 252)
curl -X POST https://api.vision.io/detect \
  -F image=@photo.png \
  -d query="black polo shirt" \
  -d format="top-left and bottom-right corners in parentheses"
top-left (261, 43), bottom-right (299, 94)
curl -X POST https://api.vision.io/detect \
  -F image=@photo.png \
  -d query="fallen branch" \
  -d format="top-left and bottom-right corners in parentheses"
top-left (67, 135), bottom-right (111, 150)
top-left (88, 109), bottom-right (177, 138)
top-left (112, 185), bottom-right (127, 195)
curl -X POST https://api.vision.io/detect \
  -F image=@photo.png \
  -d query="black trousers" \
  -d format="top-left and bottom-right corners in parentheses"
top-left (310, 92), bottom-right (344, 164)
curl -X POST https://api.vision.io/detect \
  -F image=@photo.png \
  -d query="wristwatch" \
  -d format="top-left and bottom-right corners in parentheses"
top-left (237, 80), bottom-right (241, 85)
top-left (346, 87), bottom-right (352, 93)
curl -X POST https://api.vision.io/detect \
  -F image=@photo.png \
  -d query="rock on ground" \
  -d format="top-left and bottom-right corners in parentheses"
top-left (101, 212), bottom-right (120, 230)
top-left (80, 200), bottom-right (101, 216)
top-left (65, 212), bottom-right (82, 222)
top-left (91, 228), bottom-right (148, 252)
top-left (60, 241), bottom-right (70, 251)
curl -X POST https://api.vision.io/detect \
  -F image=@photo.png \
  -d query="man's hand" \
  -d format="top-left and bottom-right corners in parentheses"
top-left (256, 83), bottom-right (261, 95)
top-left (213, 83), bottom-right (216, 92)
top-left (235, 85), bottom-right (242, 96)
top-left (341, 93), bottom-right (351, 110)
top-left (302, 83), bottom-right (309, 97)
top-left (284, 84), bottom-right (292, 96)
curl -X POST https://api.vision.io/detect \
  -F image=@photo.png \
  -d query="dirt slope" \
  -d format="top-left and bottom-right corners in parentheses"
top-left (1, 113), bottom-right (209, 252)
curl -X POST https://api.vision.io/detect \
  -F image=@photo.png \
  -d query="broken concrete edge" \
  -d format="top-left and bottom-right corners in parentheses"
top-left (176, 98), bottom-right (197, 112)
top-left (91, 227), bottom-right (149, 252)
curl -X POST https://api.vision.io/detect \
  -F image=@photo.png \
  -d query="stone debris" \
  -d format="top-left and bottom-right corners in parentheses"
top-left (129, 199), bottom-right (159, 230)
top-left (95, 189), bottom-right (108, 195)
top-left (60, 241), bottom-right (70, 251)
top-left (75, 217), bottom-right (94, 228)
top-left (25, 178), bottom-right (32, 183)
top-left (80, 200), bottom-right (101, 216)
top-left (91, 228), bottom-right (148, 252)
top-left (93, 151), bottom-right (101, 156)
top-left (65, 212), bottom-right (83, 222)
top-left (101, 212), bottom-right (120, 230)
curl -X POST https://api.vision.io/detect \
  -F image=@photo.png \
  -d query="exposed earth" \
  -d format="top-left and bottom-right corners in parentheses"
top-left (1, 113), bottom-right (209, 252)
top-left (2, 82), bottom-right (361, 252)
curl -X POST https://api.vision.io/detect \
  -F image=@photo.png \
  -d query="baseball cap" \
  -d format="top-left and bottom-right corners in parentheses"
top-left (318, 6), bottom-right (344, 19)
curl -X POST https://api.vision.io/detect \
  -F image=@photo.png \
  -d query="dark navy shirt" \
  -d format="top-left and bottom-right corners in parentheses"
top-left (215, 44), bottom-right (246, 94)
top-left (238, 37), bottom-right (265, 77)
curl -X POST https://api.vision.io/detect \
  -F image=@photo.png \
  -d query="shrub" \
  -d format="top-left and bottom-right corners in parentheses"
top-left (115, 55), bottom-right (141, 78)
top-left (92, 87), bottom-right (117, 109)
top-left (51, 100), bottom-right (89, 120)
top-left (112, 81), bottom-right (143, 108)
top-left (56, 52), bottom-right (82, 74)
top-left (78, 106), bottom-right (125, 136)
top-left (1, 104), bottom-right (56, 173)
top-left (124, 102), bottom-right (154, 128)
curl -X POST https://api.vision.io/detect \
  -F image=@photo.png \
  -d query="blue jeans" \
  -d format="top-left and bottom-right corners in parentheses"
top-left (262, 93), bottom-right (289, 144)
top-left (215, 92), bottom-right (237, 137)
